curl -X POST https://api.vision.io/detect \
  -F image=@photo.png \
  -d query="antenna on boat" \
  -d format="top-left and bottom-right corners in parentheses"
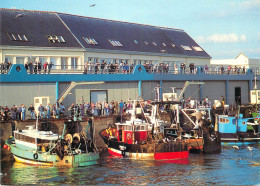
top-left (154, 84), bottom-right (161, 101)
top-left (36, 112), bottom-right (39, 131)
top-left (254, 67), bottom-right (258, 110)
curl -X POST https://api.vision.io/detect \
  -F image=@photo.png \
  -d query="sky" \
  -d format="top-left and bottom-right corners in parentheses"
top-left (1, 0), bottom-right (260, 60)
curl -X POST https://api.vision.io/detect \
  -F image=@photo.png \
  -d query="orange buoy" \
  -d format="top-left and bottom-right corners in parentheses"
top-left (3, 144), bottom-right (8, 149)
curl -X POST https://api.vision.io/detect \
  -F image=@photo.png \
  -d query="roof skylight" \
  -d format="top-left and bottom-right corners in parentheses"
top-left (152, 42), bottom-right (157, 46)
top-left (162, 43), bottom-right (166, 47)
top-left (109, 39), bottom-right (123, 47)
top-left (181, 45), bottom-right (192, 51)
top-left (83, 37), bottom-right (98, 45)
top-left (192, 46), bottom-right (203, 52)
top-left (134, 40), bottom-right (138, 44)
top-left (46, 35), bottom-right (66, 43)
top-left (7, 33), bottom-right (28, 41)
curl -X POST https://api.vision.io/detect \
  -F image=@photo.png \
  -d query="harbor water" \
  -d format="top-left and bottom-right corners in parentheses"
top-left (1, 144), bottom-right (260, 185)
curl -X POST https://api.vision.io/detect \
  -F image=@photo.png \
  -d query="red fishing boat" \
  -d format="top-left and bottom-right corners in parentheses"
top-left (99, 100), bottom-right (189, 160)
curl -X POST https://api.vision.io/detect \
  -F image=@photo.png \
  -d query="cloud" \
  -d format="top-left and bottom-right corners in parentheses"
top-left (196, 33), bottom-right (247, 44)
top-left (235, 0), bottom-right (260, 10)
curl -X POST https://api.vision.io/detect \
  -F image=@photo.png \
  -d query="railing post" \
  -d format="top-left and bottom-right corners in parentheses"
top-left (138, 80), bottom-right (142, 99)
top-left (226, 80), bottom-right (229, 105)
top-left (159, 80), bottom-right (162, 101)
top-left (56, 81), bottom-right (59, 101)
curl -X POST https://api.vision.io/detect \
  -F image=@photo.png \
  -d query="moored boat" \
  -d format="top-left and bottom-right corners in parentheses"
top-left (216, 111), bottom-right (260, 145)
top-left (100, 100), bottom-right (189, 160)
top-left (4, 118), bottom-right (99, 167)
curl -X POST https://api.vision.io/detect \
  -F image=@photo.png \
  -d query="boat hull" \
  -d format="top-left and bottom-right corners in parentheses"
top-left (6, 142), bottom-right (99, 167)
top-left (100, 130), bottom-right (189, 160)
top-left (220, 132), bottom-right (260, 145)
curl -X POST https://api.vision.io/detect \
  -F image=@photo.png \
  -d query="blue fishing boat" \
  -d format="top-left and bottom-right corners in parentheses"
top-left (4, 119), bottom-right (99, 167)
top-left (216, 111), bottom-right (260, 145)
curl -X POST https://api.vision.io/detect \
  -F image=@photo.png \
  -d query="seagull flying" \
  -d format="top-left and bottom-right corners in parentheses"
top-left (89, 4), bottom-right (96, 7)
top-left (232, 146), bottom-right (239, 150)
top-left (15, 13), bottom-right (26, 18)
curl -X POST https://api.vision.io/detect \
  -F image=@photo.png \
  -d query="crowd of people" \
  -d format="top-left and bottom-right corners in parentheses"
top-left (0, 59), bottom-right (250, 76)
top-left (24, 61), bottom-right (53, 74)
top-left (0, 61), bottom-right (12, 74)
top-left (0, 102), bottom-right (65, 121)
top-left (1, 95), bottom-right (223, 122)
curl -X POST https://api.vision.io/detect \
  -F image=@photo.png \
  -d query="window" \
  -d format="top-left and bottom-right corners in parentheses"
top-left (219, 118), bottom-right (229, 123)
top-left (71, 57), bottom-right (78, 69)
top-left (46, 35), bottom-right (66, 43)
top-left (109, 39), bottom-right (123, 47)
top-left (16, 57), bottom-right (25, 64)
top-left (7, 33), bottom-right (28, 41)
top-left (144, 41), bottom-right (148, 45)
top-left (193, 46), bottom-right (203, 52)
top-left (181, 45), bottom-right (192, 51)
top-left (162, 43), bottom-right (166, 47)
top-left (61, 57), bottom-right (68, 69)
top-left (134, 40), bottom-right (138, 44)
top-left (83, 37), bottom-right (98, 45)
top-left (39, 57), bottom-right (47, 63)
top-left (108, 39), bottom-right (123, 47)
top-left (152, 42), bottom-right (157, 46)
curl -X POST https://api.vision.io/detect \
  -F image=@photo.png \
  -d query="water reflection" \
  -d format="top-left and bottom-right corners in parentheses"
top-left (1, 144), bottom-right (260, 185)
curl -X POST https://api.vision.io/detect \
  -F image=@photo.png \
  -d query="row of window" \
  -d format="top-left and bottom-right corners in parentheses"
top-left (7, 32), bottom-right (203, 52)
top-left (7, 33), bottom-right (28, 42)
top-left (82, 36), bottom-right (203, 52)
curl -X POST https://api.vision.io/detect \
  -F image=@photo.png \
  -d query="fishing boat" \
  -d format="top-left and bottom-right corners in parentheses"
top-left (4, 117), bottom-right (99, 167)
top-left (99, 100), bottom-right (189, 160)
top-left (216, 111), bottom-right (260, 145)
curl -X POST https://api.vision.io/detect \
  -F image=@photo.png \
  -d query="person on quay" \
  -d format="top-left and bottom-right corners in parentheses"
top-left (21, 104), bottom-right (26, 121)
top-left (46, 103), bottom-right (51, 119)
top-left (119, 100), bottom-right (124, 115)
top-left (11, 105), bottom-right (17, 120)
top-left (60, 103), bottom-right (65, 118)
top-left (38, 104), bottom-right (45, 118)
top-left (28, 104), bottom-right (35, 119)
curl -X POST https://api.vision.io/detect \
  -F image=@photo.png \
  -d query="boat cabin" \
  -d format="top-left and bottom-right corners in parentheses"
top-left (115, 120), bottom-right (148, 144)
top-left (217, 114), bottom-right (248, 134)
top-left (14, 125), bottom-right (59, 150)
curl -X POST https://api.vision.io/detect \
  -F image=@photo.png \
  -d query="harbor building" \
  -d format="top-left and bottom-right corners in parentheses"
top-left (0, 8), bottom-right (259, 111)
top-left (211, 53), bottom-right (260, 69)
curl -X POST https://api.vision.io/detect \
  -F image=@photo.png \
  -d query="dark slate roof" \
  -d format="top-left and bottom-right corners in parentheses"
top-left (0, 8), bottom-right (210, 58)
top-left (0, 9), bottom-right (82, 48)
top-left (58, 13), bottom-right (211, 58)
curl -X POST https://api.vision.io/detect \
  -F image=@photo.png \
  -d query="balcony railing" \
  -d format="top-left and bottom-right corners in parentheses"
top-left (1, 63), bottom-right (259, 76)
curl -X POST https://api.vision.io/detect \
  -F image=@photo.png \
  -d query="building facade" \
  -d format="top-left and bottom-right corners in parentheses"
top-left (0, 8), bottom-right (259, 111)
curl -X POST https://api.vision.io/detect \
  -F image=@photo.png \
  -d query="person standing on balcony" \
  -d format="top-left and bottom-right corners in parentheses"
top-left (227, 65), bottom-right (232, 75)
top-left (43, 61), bottom-right (48, 74)
top-left (220, 65), bottom-right (224, 74)
top-left (48, 62), bottom-right (53, 74)
top-left (38, 61), bottom-right (42, 74)
top-left (24, 62), bottom-right (29, 72)
top-left (242, 66), bottom-right (246, 74)
top-left (34, 61), bottom-right (38, 74)
top-left (215, 65), bottom-right (219, 74)
top-left (204, 64), bottom-right (208, 74)
top-left (29, 61), bottom-right (33, 74)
